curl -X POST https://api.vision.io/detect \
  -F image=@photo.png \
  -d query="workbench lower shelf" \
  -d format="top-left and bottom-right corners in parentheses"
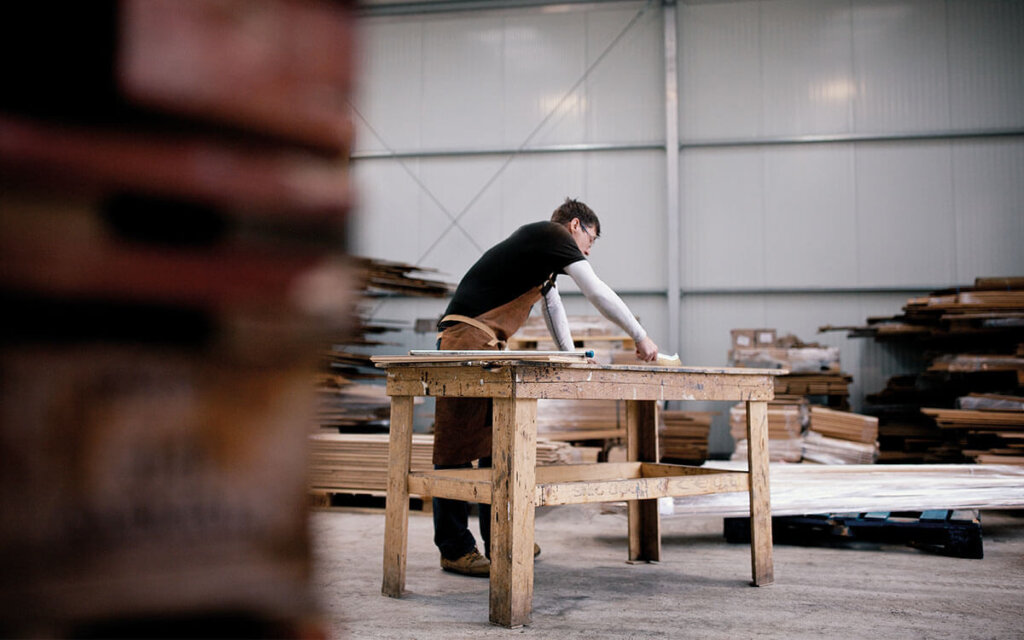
top-left (408, 462), bottom-right (750, 507)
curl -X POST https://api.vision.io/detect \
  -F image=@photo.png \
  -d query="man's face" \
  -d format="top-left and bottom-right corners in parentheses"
top-left (569, 218), bottom-right (597, 256)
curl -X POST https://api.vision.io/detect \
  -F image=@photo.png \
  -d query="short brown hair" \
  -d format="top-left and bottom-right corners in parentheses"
top-left (550, 198), bottom-right (600, 237)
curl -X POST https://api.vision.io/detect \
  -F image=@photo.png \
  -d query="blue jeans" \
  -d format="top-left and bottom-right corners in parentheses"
top-left (433, 457), bottom-right (492, 560)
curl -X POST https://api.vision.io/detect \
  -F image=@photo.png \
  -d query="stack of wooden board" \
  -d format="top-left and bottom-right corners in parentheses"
top-left (309, 434), bottom-right (435, 495)
top-left (509, 315), bottom-right (635, 363)
top-left (774, 373), bottom-right (853, 408)
top-left (729, 399), bottom-right (806, 462)
top-left (821, 277), bottom-right (1023, 463)
top-left (315, 258), bottom-right (452, 433)
top-left (659, 411), bottom-right (716, 464)
top-left (809, 406), bottom-right (879, 443)
top-left (308, 433), bottom-right (586, 497)
top-left (351, 257), bottom-right (454, 298)
top-left (0, 2), bottom-right (358, 635)
top-left (536, 399), bottom-right (625, 441)
top-left (535, 439), bottom-right (580, 465)
top-left (315, 381), bottom-right (393, 431)
top-left (922, 394), bottom-right (1024, 465)
top-left (821, 277), bottom-right (1024, 343)
top-left (800, 432), bottom-right (878, 464)
top-left (803, 407), bottom-right (879, 464)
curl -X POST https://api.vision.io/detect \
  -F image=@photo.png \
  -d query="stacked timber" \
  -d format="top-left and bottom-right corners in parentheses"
top-left (729, 399), bottom-right (807, 463)
top-left (352, 257), bottom-right (454, 299)
top-left (315, 258), bottom-right (451, 433)
top-left (535, 439), bottom-right (581, 465)
top-left (509, 315), bottom-right (635, 364)
top-left (808, 406), bottom-right (879, 443)
top-left (922, 393), bottom-right (1024, 465)
top-left (803, 406), bottom-right (879, 464)
top-left (0, 2), bottom-right (357, 636)
top-left (315, 380), bottom-right (393, 431)
top-left (821, 277), bottom-right (1024, 463)
top-left (308, 434), bottom-right (584, 497)
top-left (309, 434), bottom-right (435, 495)
top-left (659, 411), bottom-right (716, 464)
top-left (536, 399), bottom-right (625, 441)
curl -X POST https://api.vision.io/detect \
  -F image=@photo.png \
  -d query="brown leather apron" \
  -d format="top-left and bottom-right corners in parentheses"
top-left (432, 285), bottom-right (543, 465)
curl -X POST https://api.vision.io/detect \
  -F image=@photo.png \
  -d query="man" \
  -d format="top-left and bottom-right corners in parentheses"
top-left (433, 197), bottom-right (659, 576)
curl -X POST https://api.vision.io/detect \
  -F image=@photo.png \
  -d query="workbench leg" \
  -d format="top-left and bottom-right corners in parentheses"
top-left (746, 400), bottom-right (774, 586)
top-left (489, 397), bottom-right (537, 628)
top-left (382, 395), bottom-right (415, 597)
top-left (626, 400), bottom-right (661, 562)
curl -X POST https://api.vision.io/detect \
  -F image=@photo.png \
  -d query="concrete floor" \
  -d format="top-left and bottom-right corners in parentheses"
top-left (311, 504), bottom-right (1024, 639)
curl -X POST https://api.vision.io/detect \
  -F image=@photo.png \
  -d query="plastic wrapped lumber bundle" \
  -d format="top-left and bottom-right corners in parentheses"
top-left (802, 431), bottom-right (879, 464)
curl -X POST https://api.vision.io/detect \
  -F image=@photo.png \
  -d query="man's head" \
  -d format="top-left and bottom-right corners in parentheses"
top-left (551, 197), bottom-right (600, 256)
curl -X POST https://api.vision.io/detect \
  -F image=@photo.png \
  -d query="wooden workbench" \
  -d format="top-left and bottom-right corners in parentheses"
top-left (376, 358), bottom-right (784, 628)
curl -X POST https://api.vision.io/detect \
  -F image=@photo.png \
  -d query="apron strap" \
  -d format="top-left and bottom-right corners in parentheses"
top-left (437, 314), bottom-right (502, 348)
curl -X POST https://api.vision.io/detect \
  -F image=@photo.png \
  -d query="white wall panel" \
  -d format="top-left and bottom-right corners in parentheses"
top-left (952, 139), bottom-right (1024, 279)
top-left (851, 0), bottom-right (951, 132)
top-left (413, 155), bottom-right (530, 278)
top-left (679, 1), bottom-right (761, 140)
top-left (502, 12), bottom-right (587, 147)
top-left (583, 151), bottom-right (666, 290)
top-left (350, 161), bottom-right (424, 261)
top-left (353, 21), bottom-right (423, 152)
top-left (760, 0), bottom-right (855, 136)
top-left (948, 0), bottom-right (1024, 129)
top-left (854, 141), bottom-right (957, 285)
top-left (585, 4), bottom-right (664, 144)
top-left (762, 144), bottom-right (858, 286)
top-left (681, 147), bottom-right (765, 289)
top-left (421, 15), bottom-right (506, 149)
top-left (497, 155), bottom-right (587, 233)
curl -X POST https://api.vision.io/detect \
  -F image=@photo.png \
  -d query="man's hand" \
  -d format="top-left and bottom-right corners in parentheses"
top-left (635, 336), bottom-right (658, 362)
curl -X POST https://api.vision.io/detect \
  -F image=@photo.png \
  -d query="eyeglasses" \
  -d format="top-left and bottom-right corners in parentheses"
top-left (579, 222), bottom-right (597, 245)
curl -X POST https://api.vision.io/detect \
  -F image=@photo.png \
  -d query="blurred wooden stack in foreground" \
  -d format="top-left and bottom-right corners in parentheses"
top-left (0, 1), bottom-right (356, 636)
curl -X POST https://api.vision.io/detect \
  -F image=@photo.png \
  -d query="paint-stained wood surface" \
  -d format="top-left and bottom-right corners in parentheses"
top-left (381, 396), bottom-right (414, 598)
top-left (745, 401), bottom-right (774, 586)
top-left (382, 361), bottom-right (781, 401)
top-left (407, 463), bottom-right (750, 507)
top-left (627, 400), bottom-right (661, 562)
top-left (490, 397), bottom-right (537, 628)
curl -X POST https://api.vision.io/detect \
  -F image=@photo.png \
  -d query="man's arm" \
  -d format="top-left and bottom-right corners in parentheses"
top-left (541, 284), bottom-right (575, 351)
top-left (564, 260), bottom-right (659, 361)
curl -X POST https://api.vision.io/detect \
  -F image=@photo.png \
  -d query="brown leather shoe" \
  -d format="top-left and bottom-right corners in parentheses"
top-left (441, 548), bottom-right (490, 577)
top-left (484, 543), bottom-right (541, 560)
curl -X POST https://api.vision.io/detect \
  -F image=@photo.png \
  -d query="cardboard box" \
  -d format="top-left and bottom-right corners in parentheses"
top-left (731, 328), bottom-right (777, 349)
top-left (730, 329), bottom-right (757, 349)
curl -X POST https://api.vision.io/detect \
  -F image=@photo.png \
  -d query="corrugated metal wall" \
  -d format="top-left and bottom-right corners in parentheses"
top-left (351, 0), bottom-right (1024, 453)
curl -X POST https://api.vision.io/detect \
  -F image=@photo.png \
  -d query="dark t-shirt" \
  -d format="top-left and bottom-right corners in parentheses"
top-left (440, 221), bottom-right (586, 325)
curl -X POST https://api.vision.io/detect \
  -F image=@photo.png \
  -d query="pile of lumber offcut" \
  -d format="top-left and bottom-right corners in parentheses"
top-left (536, 399), bottom-right (625, 441)
top-left (802, 406), bottom-right (879, 464)
top-left (922, 393), bottom-right (1024, 465)
top-left (821, 277), bottom-right (1023, 463)
top-left (730, 399), bottom-right (807, 462)
top-left (659, 411), bottom-right (715, 464)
